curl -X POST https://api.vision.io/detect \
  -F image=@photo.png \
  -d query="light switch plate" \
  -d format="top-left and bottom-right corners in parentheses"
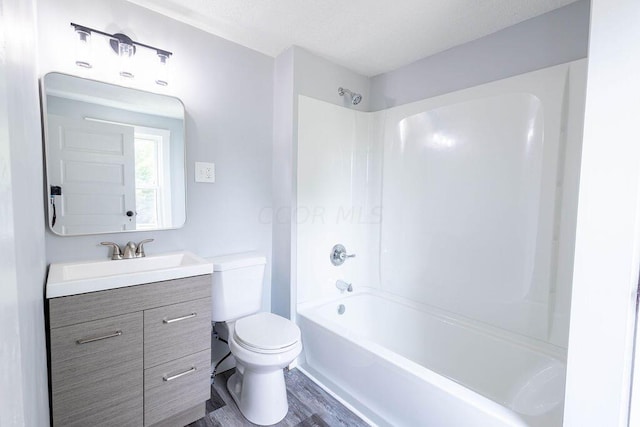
top-left (195, 162), bottom-right (215, 183)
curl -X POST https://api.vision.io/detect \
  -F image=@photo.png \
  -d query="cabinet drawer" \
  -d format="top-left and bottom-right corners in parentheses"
top-left (49, 274), bottom-right (211, 328)
top-left (50, 312), bottom-right (143, 426)
top-left (144, 349), bottom-right (210, 426)
top-left (144, 297), bottom-right (211, 368)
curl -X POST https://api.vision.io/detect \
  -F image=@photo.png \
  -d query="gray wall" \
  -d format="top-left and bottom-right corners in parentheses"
top-left (0, 0), bottom-right (50, 426)
top-left (38, 0), bottom-right (275, 311)
top-left (271, 48), bottom-right (295, 318)
top-left (370, 0), bottom-right (590, 110)
top-left (293, 47), bottom-right (371, 113)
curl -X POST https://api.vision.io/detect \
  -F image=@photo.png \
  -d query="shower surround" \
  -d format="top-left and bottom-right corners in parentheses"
top-left (295, 60), bottom-right (587, 426)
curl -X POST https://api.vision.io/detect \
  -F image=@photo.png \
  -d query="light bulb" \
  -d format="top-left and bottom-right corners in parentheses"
top-left (118, 41), bottom-right (135, 78)
top-left (155, 52), bottom-right (169, 86)
top-left (74, 27), bottom-right (92, 68)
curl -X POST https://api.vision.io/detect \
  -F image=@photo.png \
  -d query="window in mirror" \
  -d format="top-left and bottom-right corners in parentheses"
top-left (134, 127), bottom-right (171, 230)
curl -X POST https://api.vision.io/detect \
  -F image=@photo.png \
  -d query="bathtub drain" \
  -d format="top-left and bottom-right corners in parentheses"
top-left (337, 304), bottom-right (346, 315)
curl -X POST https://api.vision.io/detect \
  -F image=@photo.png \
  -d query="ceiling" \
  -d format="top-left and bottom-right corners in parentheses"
top-left (126, 0), bottom-right (580, 77)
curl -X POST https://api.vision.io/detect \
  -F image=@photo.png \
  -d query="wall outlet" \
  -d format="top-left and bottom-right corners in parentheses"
top-left (195, 162), bottom-right (215, 183)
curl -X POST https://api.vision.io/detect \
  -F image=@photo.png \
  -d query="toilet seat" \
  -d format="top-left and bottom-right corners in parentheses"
top-left (233, 312), bottom-right (300, 354)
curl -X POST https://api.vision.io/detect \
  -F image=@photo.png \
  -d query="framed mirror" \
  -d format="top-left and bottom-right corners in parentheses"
top-left (42, 72), bottom-right (186, 236)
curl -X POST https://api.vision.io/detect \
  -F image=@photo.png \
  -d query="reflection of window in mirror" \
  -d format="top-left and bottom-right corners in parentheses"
top-left (134, 127), bottom-right (172, 230)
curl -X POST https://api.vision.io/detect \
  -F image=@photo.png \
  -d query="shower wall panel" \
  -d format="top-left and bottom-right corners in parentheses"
top-left (296, 60), bottom-right (586, 348)
top-left (297, 96), bottom-right (381, 304)
top-left (377, 61), bottom-right (586, 346)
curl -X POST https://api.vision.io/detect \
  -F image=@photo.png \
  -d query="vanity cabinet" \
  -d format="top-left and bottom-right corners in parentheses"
top-left (48, 275), bottom-right (212, 427)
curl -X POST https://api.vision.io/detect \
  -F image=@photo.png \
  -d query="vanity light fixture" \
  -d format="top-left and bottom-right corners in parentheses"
top-left (70, 23), bottom-right (173, 85)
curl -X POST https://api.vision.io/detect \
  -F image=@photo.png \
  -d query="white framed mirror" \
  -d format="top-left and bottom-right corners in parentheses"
top-left (42, 72), bottom-right (186, 236)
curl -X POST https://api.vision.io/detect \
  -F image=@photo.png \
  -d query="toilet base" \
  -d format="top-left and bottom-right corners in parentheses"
top-left (226, 366), bottom-right (288, 426)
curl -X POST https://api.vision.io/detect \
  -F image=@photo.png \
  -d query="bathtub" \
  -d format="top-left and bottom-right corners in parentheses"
top-left (297, 289), bottom-right (566, 427)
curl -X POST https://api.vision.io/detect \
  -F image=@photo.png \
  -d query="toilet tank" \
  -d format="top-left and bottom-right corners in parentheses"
top-left (209, 253), bottom-right (266, 322)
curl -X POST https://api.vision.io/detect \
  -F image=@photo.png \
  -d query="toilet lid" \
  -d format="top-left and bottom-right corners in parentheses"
top-left (234, 312), bottom-right (300, 351)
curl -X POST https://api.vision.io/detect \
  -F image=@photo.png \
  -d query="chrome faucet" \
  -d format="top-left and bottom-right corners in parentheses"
top-left (123, 241), bottom-right (137, 259)
top-left (101, 239), bottom-right (154, 260)
top-left (336, 280), bottom-right (353, 293)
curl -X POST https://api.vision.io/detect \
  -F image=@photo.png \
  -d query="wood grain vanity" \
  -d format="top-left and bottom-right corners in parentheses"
top-left (47, 274), bottom-right (212, 427)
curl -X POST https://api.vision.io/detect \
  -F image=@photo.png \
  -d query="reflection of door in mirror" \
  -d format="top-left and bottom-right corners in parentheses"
top-left (47, 115), bottom-right (136, 234)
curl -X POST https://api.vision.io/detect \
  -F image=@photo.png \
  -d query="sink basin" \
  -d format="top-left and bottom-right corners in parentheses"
top-left (46, 251), bottom-right (213, 298)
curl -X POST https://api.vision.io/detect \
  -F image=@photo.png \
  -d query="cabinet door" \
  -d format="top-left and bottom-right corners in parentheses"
top-left (144, 297), bottom-right (211, 368)
top-left (50, 312), bottom-right (143, 426)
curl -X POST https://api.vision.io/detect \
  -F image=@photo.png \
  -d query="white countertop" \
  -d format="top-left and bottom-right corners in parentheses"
top-left (46, 251), bottom-right (213, 298)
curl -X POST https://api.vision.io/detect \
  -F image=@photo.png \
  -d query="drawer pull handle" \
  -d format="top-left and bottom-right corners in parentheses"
top-left (76, 330), bottom-right (122, 345)
top-left (163, 313), bottom-right (197, 324)
top-left (163, 367), bottom-right (196, 382)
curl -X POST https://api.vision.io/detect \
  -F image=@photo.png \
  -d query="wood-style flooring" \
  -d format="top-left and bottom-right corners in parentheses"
top-left (187, 368), bottom-right (369, 427)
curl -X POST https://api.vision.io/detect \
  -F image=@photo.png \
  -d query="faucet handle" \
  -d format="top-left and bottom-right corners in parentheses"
top-left (101, 242), bottom-right (123, 260)
top-left (330, 244), bottom-right (356, 266)
top-left (135, 239), bottom-right (154, 258)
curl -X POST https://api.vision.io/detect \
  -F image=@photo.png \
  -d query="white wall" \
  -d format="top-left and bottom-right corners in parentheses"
top-left (0, 10), bottom-right (26, 426)
top-left (564, 0), bottom-right (640, 425)
top-left (370, 0), bottom-right (590, 111)
top-left (0, 0), bottom-right (50, 426)
top-left (37, 0), bottom-right (275, 311)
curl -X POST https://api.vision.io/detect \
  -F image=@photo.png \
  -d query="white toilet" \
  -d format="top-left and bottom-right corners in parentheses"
top-left (210, 253), bottom-right (302, 426)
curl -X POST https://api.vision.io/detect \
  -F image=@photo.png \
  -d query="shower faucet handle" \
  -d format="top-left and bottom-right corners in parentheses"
top-left (330, 244), bottom-right (356, 266)
top-left (341, 252), bottom-right (356, 261)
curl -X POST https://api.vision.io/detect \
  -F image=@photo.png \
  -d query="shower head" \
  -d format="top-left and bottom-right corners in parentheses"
top-left (338, 87), bottom-right (363, 106)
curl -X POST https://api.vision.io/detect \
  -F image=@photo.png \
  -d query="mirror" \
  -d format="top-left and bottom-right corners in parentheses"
top-left (42, 72), bottom-right (186, 236)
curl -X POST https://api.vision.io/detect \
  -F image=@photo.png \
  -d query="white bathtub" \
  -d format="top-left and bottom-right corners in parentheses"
top-left (297, 290), bottom-right (566, 427)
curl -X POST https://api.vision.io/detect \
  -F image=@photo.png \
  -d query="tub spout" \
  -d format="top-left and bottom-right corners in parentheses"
top-left (336, 280), bottom-right (353, 293)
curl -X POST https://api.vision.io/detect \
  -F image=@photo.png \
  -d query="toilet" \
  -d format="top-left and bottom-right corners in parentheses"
top-left (210, 253), bottom-right (302, 426)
